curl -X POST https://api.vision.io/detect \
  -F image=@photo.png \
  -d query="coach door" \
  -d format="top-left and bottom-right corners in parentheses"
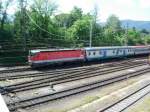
top-left (123, 49), bottom-right (126, 56)
top-left (103, 50), bottom-right (107, 58)
top-left (116, 49), bottom-right (119, 56)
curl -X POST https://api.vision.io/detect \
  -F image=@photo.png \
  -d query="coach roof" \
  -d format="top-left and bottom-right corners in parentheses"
top-left (84, 46), bottom-right (133, 50)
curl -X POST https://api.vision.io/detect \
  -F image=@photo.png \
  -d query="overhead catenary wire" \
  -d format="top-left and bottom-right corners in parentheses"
top-left (26, 11), bottom-right (93, 43)
top-left (1, 4), bottom-right (131, 48)
top-left (26, 11), bottom-right (66, 38)
top-left (26, 11), bottom-right (124, 40)
top-left (0, 9), bottom-right (127, 44)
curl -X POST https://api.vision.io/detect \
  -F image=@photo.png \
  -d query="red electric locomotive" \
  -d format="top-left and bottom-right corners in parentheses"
top-left (28, 48), bottom-right (85, 67)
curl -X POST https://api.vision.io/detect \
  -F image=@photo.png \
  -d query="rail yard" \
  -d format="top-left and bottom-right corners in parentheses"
top-left (0, 56), bottom-right (150, 112)
top-left (0, 0), bottom-right (150, 111)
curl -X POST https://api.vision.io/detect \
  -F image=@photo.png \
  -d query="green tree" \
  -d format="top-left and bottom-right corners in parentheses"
top-left (30, 0), bottom-right (57, 39)
top-left (66, 15), bottom-right (91, 47)
top-left (0, 0), bottom-right (14, 43)
top-left (0, 0), bottom-right (13, 30)
top-left (141, 28), bottom-right (149, 34)
top-left (70, 7), bottom-right (83, 26)
top-left (104, 15), bottom-right (123, 46)
top-left (144, 35), bottom-right (150, 44)
top-left (54, 13), bottom-right (71, 28)
top-left (13, 0), bottom-right (59, 48)
top-left (127, 29), bottom-right (143, 45)
top-left (106, 15), bottom-right (122, 32)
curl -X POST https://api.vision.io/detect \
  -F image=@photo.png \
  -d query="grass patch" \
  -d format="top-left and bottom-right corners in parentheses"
top-left (47, 96), bottom-right (100, 112)
top-left (65, 96), bottom-right (100, 112)
top-left (82, 96), bottom-right (100, 104)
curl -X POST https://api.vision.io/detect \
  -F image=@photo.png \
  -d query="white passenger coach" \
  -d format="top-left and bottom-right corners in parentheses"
top-left (85, 46), bottom-right (150, 61)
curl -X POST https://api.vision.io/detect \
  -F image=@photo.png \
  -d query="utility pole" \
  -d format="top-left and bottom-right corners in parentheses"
top-left (125, 23), bottom-right (128, 46)
top-left (89, 5), bottom-right (97, 47)
top-left (143, 34), bottom-right (147, 45)
top-left (20, 0), bottom-right (27, 51)
top-left (89, 19), bottom-right (93, 47)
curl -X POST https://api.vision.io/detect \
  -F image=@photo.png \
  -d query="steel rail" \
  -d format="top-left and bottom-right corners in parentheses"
top-left (99, 81), bottom-right (150, 112)
top-left (2, 61), bottom-right (146, 94)
top-left (0, 59), bottom-right (146, 81)
top-left (7, 67), bottom-right (150, 111)
top-left (0, 56), bottom-right (146, 74)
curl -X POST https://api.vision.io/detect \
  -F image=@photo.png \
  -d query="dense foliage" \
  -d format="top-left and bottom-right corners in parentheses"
top-left (0, 0), bottom-right (150, 49)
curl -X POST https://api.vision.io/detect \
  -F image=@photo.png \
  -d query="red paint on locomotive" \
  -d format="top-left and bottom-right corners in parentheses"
top-left (30, 49), bottom-right (85, 62)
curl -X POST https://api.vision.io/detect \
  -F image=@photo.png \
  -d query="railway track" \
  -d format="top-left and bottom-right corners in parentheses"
top-left (0, 66), bottom-right (31, 74)
top-left (7, 66), bottom-right (150, 111)
top-left (98, 80), bottom-right (150, 112)
top-left (0, 61), bottom-right (124, 80)
top-left (0, 57), bottom-right (147, 80)
top-left (1, 61), bottom-right (146, 94)
top-left (0, 59), bottom-right (146, 80)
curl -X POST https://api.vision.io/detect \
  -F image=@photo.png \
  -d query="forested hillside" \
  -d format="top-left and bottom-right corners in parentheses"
top-left (121, 20), bottom-right (150, 30)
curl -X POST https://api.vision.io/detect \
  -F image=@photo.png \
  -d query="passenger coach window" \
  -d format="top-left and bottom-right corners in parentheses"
top-left (93, 52), bottom-right (96, 55)
top-left (113, 50), bottom-right (115, 53)
top-left (99, 51), bottom-right (102, 54)
top-left (88, 52), bottom-right (91, 56)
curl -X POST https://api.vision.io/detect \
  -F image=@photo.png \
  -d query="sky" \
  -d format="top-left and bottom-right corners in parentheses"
top-left (6, 0), bottom-right (150, 22)
top-left (56, 0), bottom-right (150, 22)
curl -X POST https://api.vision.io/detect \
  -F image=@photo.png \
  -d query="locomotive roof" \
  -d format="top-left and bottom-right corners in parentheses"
top-left (30, 48), bottom-right (83, 53)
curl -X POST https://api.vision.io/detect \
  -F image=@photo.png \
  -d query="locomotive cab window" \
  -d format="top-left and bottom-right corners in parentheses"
top-left (30, 52), bottom-right (38, 56)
